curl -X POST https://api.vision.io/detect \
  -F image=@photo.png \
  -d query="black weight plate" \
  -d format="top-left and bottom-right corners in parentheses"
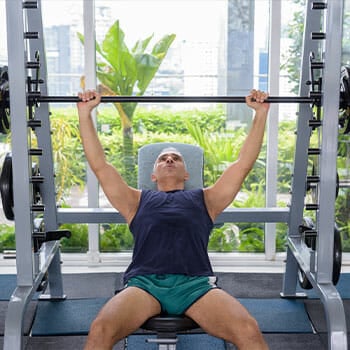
top-left (0, 153), bottom-right (14, 220)
top-left (0, 108), bottom-right (7, 135)
top-left (340, 66), bottom-right (350, 110)
top-left (333, 225), bottom-right (342, 286)
top-left (298, 217), bottom-right (315, 290)
top-left (298, 269), bottom-right (313, 290)
top-left (298, 223), bottom-right (342, 290)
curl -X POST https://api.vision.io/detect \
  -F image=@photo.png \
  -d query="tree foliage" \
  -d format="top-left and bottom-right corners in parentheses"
top-left (78, 21), bottom-right (175, 186)
top-left (281, 0), bottom-right (305, 94)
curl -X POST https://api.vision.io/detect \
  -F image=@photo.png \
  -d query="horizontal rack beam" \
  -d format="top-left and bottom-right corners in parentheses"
top-left (57, 207), bottom-right (290, 224)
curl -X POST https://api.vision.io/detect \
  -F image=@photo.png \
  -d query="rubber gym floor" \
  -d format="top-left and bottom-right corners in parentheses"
top-left (0, 270), bottom-right (347, 349)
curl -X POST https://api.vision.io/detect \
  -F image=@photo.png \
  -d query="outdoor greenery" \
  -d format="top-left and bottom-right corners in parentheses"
top-left (0, 224), bottom-right (15, 252)
top-left (0, 104), bottom-right (348, 253)
top-left (52, 105), bottom-right (279, 253)
top-left (78, 20), bottom-right (175, 186)
top-left (0, 2), bottom-right (349, 254)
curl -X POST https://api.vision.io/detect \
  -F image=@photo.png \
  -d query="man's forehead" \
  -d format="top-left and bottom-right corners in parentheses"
top-left (156, 148), bottom-right (184, 160)
top-left (156, 151), bottom-right (184, 159)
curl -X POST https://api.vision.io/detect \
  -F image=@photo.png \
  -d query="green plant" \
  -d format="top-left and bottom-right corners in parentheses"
top-left (50, 114), bottom-right (85, 202)
top-left (276, 223), bottom-right (288, 252)
top-left (40, 107), bottom-right (350, 253)
top-left (0, 224), bottom-right (15, 252)
top-left (59, 223), bottom-right (88, 252)
top-left (232, 182), bottom-right (266, 252)
top-left (185, 121), bottom-right (246, 185)
top-left (100, 224), bottom-right (134, 252)
top-left (78, 21), bottom-right (175, 186)
top-left (133, 107), bottom-right (226, 135)
top-left (237, 226), bottom-right (264, 252)
top-left (208, 223), bottom-right (239, 252)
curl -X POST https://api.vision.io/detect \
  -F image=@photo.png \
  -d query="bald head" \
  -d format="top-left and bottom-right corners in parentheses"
top-left (153, 147), bottom-right (187, 170)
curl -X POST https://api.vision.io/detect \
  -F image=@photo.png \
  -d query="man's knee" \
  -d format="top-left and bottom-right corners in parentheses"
top-left (87, 316), bottom-right (118, 348)
top-left (230, 315), bottom-right (266, 348)
top-left (243, 315), bottom-right (261, 334)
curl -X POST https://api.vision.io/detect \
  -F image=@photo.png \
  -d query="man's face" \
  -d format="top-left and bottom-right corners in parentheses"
top-left (152, 150), bottom-right (189, 183)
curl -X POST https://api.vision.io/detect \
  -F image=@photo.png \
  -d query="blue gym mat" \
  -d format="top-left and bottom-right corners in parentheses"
top-left (31, 297), bottom-right (109, 336)
top-left (0, 274), bottom-right (18, 300)
top-left (0, 273), bottom-right (120, 300)
top-left (3, 273), bottom-right (350, 300)
top-left (30, 297), bottom-right (313, 336)
top-left (2, 273), bottom-right (350, 300)
top-left (239, 298), bottom-right (312, 333)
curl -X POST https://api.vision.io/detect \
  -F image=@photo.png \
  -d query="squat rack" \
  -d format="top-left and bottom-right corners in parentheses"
top-left (281, 3), bottom-right (347, 350)
top-left (3, 0), bottom-right (347, 349)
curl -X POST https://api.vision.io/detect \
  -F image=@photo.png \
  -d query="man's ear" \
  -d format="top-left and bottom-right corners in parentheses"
top-left (151, 173), bottom-right (157, 183)
top-left (184, 171), bottom-right (190, 181)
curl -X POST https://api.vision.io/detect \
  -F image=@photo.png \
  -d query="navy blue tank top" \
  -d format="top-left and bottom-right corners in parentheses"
top-left (124, 189), bottom-right (214, 283)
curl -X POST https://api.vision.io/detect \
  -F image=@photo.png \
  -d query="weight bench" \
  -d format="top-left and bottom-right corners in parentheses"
top-left (136, 142), bottom-right (204, 349)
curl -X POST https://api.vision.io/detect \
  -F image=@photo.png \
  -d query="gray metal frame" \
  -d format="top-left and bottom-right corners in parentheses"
top-left (281, 1), bottom-right (347, 349)
top-left (3, 0), bottom-right (347, 349)
top-left (4, 1), bottom-right (64, 349)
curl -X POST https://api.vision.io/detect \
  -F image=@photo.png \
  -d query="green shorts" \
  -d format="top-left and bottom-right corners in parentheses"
top-left (126, 274), bottom-right (218, 315)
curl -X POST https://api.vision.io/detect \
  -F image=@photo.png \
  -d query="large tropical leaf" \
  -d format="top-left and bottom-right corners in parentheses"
top-left (99, 21), bottom-right (137, 94)
top-left (78, 22), bottom-right (175, 99)
top-left (96, 70), bottom-right (120, 93)
top-left (101, 21), bottom-right (128, 72)
top-left (132, 34), bottom-right (154, 55)
top-left (152, 34), bottom-right (176, 59)
top-left (135, 34), bottom-right (176, 93)
top-left (135, 54), bottom-right (161, 94)
top-left (77, 20), bottom-right (175, 187)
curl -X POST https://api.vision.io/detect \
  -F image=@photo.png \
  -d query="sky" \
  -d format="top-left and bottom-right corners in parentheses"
top-left (41, 0), bottom-right (227, 42)
top-left (0, 0), bottom-right (271, 55)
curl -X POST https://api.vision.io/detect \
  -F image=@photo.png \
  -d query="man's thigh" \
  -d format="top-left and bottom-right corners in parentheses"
top-left (184, 288), bottom-right (256, 339)
top-left (95, 286), bottom-right (162, 338)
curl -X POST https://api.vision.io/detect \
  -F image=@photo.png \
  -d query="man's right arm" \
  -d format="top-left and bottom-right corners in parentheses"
top-left (77, 90), bottom-right (140, 224)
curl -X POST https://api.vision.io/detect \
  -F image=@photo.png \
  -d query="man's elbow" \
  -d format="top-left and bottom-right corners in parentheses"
top-left (235, 158), bottom-right (256, 178)
top-left (90, 160), bottom-right (109, 178)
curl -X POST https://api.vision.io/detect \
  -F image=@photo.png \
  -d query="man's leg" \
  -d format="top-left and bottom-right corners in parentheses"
top-left (185, 288), bottom-right (269, 350)
top-left (84, 286), bottom-right (161, 350)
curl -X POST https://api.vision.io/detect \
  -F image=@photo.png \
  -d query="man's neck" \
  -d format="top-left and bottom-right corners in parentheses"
top-left (156, 180), bottom-right (185, 192)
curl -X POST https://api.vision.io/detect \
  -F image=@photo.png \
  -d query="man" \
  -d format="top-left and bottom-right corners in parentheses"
top-left (77, 89), bottom-right (270, 350)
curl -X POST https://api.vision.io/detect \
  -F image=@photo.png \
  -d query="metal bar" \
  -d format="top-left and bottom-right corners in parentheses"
top-left (4, 286), bottom-right (34, 350)
top-left (265, 0), bottom-right (282, 261)
top-left (27, 0), bottom-right (65, 299)
top-left (56, 207), bottom-right (290, 225)
top-left (282, 0), bottom-right (321, 298)
top-left (83, 0), bottom-right (100, 265)
top-left (4, 0), bottom-right (34, 348)
top-left (32, 95), bottom-right (316, 104)
top-left (317, 1), bottom-right (347, 348)
top-left (5, 0), bottom-right (34, 284)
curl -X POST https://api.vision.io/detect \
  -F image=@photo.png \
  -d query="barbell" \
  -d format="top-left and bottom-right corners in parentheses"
top-left (31, 94), bottom-right (317, 104)
top-left (1, 65), bottom-right (350, 135)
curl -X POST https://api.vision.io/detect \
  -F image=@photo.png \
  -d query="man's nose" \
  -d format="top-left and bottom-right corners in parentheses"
top-left (166, 156), bottom-right (174, 163)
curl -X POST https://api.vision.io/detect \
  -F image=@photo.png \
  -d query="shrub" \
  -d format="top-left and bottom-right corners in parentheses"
top-left (0, 224), bottom-right (15, 252)
top-left (100, 224), bottom-right (134, 252)
top-left (59, 223), bottom-right (88, 252)
top-left (0, 106), bottom-right (348, 253)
